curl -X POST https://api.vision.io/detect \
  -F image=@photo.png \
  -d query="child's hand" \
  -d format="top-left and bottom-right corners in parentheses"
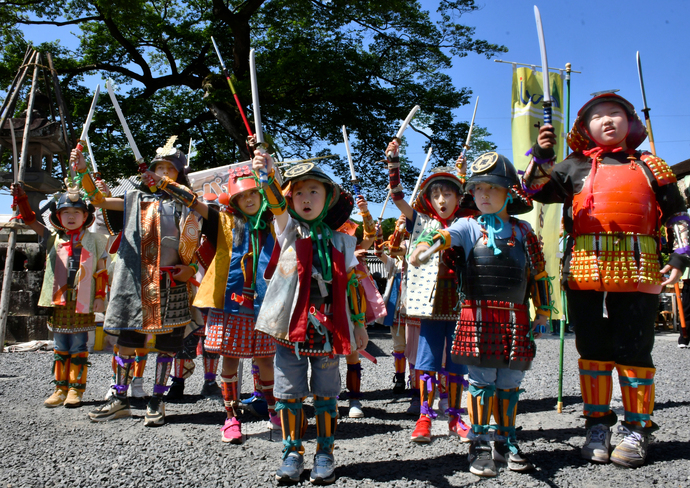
top-left (375, 222), bottom-right (382, 237)
top-left (69, 148), bottom-right (87, 172)
top-left (142, 170), bottom-right (161, 188)
top-left (172, 264), bottom-right (195, 283)
top-left (386, 139), bottom-right (399, 160)
top-left (408, 244), bottom-right (428, 267)
top-left (532, 314), bottom-right (548, 339)
top-left (537, 124), bottom-right (557, 150)
top-left (356, 195), bottom-right (368, 213)
top-left (660, 264), bottom-right (683, 286)
top-left (354, 326), bottom-right (369, 351)
top-left (252, 149), bottom-right (273, 173)
top-left (456, 153), bottom-right (467, 175)
top-left (10, 183), bottom-right (25, 199)
top-left (96, 179), bottom-right (112, 197)
top-left (93, 298), bottom-right (105, 313)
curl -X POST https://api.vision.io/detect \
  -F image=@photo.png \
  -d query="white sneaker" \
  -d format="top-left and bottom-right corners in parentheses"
top-left (581, 424), bottom-right (612, 463)
top-left (104, 384), bottom-right (116, 401)
top-left (437, 397), bottom-right (449, 417)
top-left (611, 425), bottom-right (650, 468)
top-left (129, 377), bottom-right (147, 398)
top-left (349, 399), bottom-right (364, 418)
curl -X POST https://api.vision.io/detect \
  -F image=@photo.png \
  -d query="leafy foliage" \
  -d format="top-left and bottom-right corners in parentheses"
top-left (0, 0), bottom-right (505, 201)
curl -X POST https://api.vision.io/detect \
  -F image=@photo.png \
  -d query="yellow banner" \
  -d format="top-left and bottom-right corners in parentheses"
top-left (511, 66), bottom-right (565, 321)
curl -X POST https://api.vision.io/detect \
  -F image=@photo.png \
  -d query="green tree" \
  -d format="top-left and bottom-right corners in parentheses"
top-left (0, 0), bottom-right (504, 201)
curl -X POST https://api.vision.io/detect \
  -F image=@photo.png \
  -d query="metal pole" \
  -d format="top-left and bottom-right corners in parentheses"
top-left (0, 54), bottom-right (41, 350)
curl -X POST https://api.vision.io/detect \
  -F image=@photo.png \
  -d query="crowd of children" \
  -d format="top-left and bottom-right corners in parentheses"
top-left (9, 90), bottom-right (687, 484)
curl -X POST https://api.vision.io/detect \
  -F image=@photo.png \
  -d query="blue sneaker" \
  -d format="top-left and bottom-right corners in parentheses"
top-left (241, 394), bottom-right (268, 418)
top-left (310, 452), bottom-right (335, 485)
top-left (275, 451), bottom-right (304, 483)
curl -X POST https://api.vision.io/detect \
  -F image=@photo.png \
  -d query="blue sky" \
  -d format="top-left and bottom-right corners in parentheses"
top-left (3, 0), bottom-right (690, 218)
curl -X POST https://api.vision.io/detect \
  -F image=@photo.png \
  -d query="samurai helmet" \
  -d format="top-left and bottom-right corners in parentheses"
top-left (281, 162), bottom-right (354, 229)
top-left (48, 192), bottom-right (96, 232)
top-left (411, 168), bottom-right (464, 220)
top-left (567, 93), bottom-right (647, 152)
top-left (149, 136), bottom-right (190, 184)
top-left (463, 151), bottom-right (532, 215)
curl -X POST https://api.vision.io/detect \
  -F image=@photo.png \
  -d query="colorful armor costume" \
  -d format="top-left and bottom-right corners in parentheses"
top-left (522, 93), bottom-right (690, 443)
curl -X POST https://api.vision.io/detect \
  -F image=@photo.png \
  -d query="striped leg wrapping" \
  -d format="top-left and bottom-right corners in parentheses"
top-left (314, 396), bottom-right (338, 454)
top-left (346, 361), bottom-right (363, 400)
top-left (133, 348), bottom-right (149, 378)
top-left (114, 354), bottom-right (135, 395)
top-left (276, 398), bottom-right (306, 457)
top-left (68, 352), bottom-right (90, 391)
top-left (52, 350), bottom-right (70, 391)
top-left (617, 364), bottom-right (655, 429)
top-left (493, 388), bottom-right (522, 443)
top-left (419, 372), bottom-right (437, 418)
top-left (468, 384), bottom-right (495, 435)
top-left (220, 375), bottom-right (239, 416)
top-left (392, 351), bottom-right (407, 375)
top-left (446, 373), bottom-right (467, 417)
top-left (579, 359), bottom-right (615, 419)
top-left (153, 353), bottom-right (174, 396)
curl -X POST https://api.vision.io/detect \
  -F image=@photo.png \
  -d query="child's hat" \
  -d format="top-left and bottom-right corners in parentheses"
top-left (567, 93), bottom-right (647, 152)
top-left (281, 162), bottom-right (354, 229)
top-left (463, 151), bottom-right (532, 215)
top-left (149, 136), bottom-right (190, 184)
top-left (49, 192), bottom-right (96, 232)
top-left (411, 170), bottom-right (464, 218)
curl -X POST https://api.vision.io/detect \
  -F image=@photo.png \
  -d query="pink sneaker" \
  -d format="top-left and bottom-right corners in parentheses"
top-left (221, 417), bottom-right (243, 444)
top-left (269, 413), bottom-right (282, 431)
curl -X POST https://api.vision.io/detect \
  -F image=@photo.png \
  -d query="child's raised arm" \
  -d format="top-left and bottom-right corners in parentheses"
top-left (10, 183), bottom-right (47, 235)
top-left (69, 148), bottom-right (124, 211)
top-left (252, 150), bottom-right (289, 234)
top-left (385, 139), bottom-right (415, 221)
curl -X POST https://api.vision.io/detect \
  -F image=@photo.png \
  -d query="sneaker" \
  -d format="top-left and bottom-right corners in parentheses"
top-left (269, 413), bottom-right (282, 431)
top-left (104, 384), bottom-right (116, 401)
top-left (406, 396), bottom-right (421, 416)
top-left (678, 343), bottom-right (688, 349)
top-left (581, 423), bottom-right (612, 463)
top-left (166, 379), bottom-right (185, 400)
top-left (221, 417), bottom-right (243, 444)
top-left (44, 388), bottom-right (67, 408)
top-left (275, 451), bottom-right (304, 483)
top-left (610, 425), bottom-right (650, 468)
top-left (200, 379), bottom-right (221, 397)
top-left (144, 396), bottom-right (166, 427)
top-left (348, 399), bottom-right (364, 418)
top-left (241, 394), bottom-right (269, 418)
top-left (392, 374), bottom-right (406, 394)
top-left (469, 440), bottom-right (498, 477)
top-left (310, 452), bottom-right (336, 485)
top-left (437, 397), bottom-right (449, 417)
top-left (411, 416), bottom-right (432, 443)
top-left (493, 441), bottom-right (534, 472)
top-left (130, 377), bottom-right (147, 398)
top-left (63, 388), bottom-right (83, 408)
top-left (89, 395), bottom-right (131, 422)
top-left (448, 416), bottom-right (471, 438)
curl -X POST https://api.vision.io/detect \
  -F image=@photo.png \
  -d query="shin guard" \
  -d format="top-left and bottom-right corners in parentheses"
top-left (220, 374), bottom-right (240, 416)
top-left (446, 373), bottom-right (466, 418)
top-left (579, 359), bottom-right (615, 421)
top-left (468, 384), bottom-right (495, 435)
top-left (276, 398), bottom-right (306, 457)
top-left (419, 372), bottom-right (437, 418)
top-left (493, 388), bottom-right (522, 444)
top-left (251, 362), bottom-right (263, 397)
top-left (114, 354), bottom-right (135, 396)
top-left (153, 353), bottom-right (174, 396)
top-left (617, 364), bottom-right (656, 430)
top-left (392, 351), bottom-right (406, 375)
top-left (260, 379), bottom-right (276, 416)
top-left (346, 361), bottom-right (363, 400)
top-left (52, 350), bottom-right (70, 391)
top-left (203, 354), bottom-right (220, 382)
top-left (68, 352), bottom-right (90, 392)
top-left (133, 348), bottom-right (148, 378)
top-left (314, 396), bottom-right (338, 454)
top-left (173, 358), bottom-right (195, 381)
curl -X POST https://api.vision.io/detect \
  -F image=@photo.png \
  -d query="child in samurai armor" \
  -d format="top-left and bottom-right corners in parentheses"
top-left (74, 138), bottom-right (201, 427)
top-left (160, 162), bottom-right (279, 444)
top-left (524, 93), bottom-right (690, 468)
top-left (11, 184), bottom-right (108, 409)
top-left (410, 152), bottom-right (550, 477)
top-left (251, 154), bottom-right (368, 485)
top-left (385, 139), bottom-right (469, 443)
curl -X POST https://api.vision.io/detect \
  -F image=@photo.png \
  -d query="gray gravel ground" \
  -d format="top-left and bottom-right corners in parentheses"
top-left (1, 328), bottom-right (689, 488)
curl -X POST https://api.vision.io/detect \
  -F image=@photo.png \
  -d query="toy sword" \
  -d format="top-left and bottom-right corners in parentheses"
top-left (409, 146), bottom-right (433, 205)
top-left (461, 96), bottom-right (479, 158)
top-left (342, 125), bottom-right (359, 196)
top-left (387, 105), bottom-right (421, 159)
top-left (249, 48), bottom-right (269, 183)
top-left (106, 79), bottom-right (156, 191)
top-left (211, 36), bottom-right (253, 137)
top-left (75, 84), bottom-right (100, 178)
top-left (534, 6), bottom-right (552, 126)
top-left (378, 189), bottom-right (392, 222)
top-left (84, 134), bottom-right (100, 179)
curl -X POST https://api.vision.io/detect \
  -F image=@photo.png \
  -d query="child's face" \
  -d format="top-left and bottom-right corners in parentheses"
top-left (233, 188), bottom-right (262, 216)
top-left (153, 160), bottom-right (179, 182)
top-left (291, 179), bottom-right (328, 220)
top-left (472, 182), bottom-right (509, 216)
top-left (586, 101), bottom-right (629, 148)
top-left (429, 187), bottom-right (458, 220)
top-left (58, 207), bottom-right (87, 231)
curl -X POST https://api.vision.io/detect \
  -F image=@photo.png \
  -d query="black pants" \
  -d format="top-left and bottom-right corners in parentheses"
top-left (117, 327), bottom-right (185, 354)
top-left (566, 289), bottom-right (657, 368)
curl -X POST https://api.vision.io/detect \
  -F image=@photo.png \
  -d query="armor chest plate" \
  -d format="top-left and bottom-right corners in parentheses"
top-left (464, 235), bottom-right (529, 304)
top-left (573, 162), bottom-right (657, 236)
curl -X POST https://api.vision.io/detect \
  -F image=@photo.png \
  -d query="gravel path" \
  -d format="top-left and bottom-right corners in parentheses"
top-left (1, 329), bottom-right (689, 488)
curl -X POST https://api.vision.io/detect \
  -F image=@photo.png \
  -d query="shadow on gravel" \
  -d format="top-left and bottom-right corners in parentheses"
top-left (336, 453), bottom-right (470, 487)
top-left (652, 399), bottom-right (690, 411)
top-left (648, 440), bottom-right (690, 464)
top-left (516, 426), bottom-right (585, 445)
top-left (336, 419), bottom-right (404, 439)
top-left (523, 446), bottom-right (588, 487)
top-left (518, 395), bottom-right (581, 413)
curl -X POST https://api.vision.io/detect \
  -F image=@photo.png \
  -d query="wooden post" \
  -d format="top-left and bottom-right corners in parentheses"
top-left (0, 52), bottom-right (41, 350)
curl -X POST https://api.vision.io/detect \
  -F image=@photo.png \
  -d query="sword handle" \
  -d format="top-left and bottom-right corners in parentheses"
top-left (543, 101), bottom-right (553, 128)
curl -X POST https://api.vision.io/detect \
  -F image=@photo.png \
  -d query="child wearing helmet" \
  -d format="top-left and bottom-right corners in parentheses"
top-left (385, 139), bottom-right (471, 444)
top-left (524, 93), bottom-right (690, 468)
top-left (73, 139), bottom-right (201, 427)
top-left (252, 152), bottom-right (368, 485)
top-left (409, 151), bottom-right (551, 477)
top-left (11, 184), bottom-right (108, 409)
